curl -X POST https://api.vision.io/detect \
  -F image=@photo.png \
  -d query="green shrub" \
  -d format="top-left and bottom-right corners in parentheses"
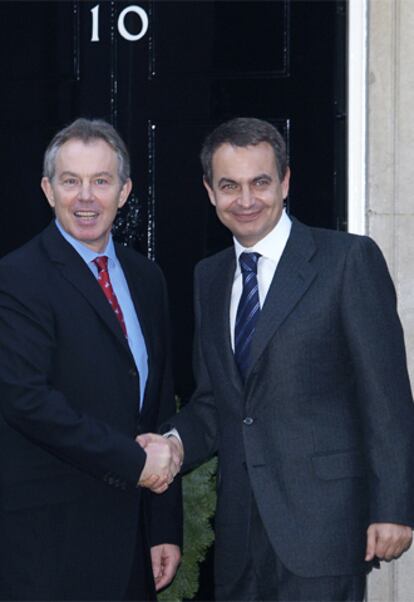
top-left (159, 457), bottom-right (217, 601)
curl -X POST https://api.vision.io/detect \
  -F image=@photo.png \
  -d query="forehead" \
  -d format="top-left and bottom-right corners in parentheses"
top-left (55, 138), bottom-right (118, 174)
top-left (211, 142), bottom-right (277, 180)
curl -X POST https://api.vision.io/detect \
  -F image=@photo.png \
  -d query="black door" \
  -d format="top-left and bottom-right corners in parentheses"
top-left (0, 0), bottom-right (346, 395)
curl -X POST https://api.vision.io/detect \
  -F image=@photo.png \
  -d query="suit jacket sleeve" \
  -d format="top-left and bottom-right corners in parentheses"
top-left (341, 236), bottom-right (414, 526)
top-left (147, 271), bottom-right (183, 547)
top-left (0, 261), bottom-right (146, 487)
top-left (166, 263), bottom-right (219, 471)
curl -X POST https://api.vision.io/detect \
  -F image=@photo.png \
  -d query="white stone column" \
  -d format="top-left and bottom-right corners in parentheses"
top-left (366, 0), bottom-right (414, 599)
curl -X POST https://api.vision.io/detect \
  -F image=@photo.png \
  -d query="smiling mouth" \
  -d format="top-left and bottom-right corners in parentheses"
top-left (74, 211), bottom-right (99, 220)
top-left (233, 210), bottom-right (261, 222)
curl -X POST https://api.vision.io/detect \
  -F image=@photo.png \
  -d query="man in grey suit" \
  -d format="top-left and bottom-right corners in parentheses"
top-left (151, 117), bottom-right (414, 601)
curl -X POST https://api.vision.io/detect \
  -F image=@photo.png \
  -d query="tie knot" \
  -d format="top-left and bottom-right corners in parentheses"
top-left (239, 252), bottom-right (261, 275)
top-left (93, 255), bottom-right (108, 272)
top-left (93, 256), bottom-right (109, 273)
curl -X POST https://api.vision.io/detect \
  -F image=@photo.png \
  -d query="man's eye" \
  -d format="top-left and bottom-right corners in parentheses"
top-left (95, 178), bottom-right (109, 185)
top-left (255, 179), bottom-right (269, 187)
top-left (63, 178), bottom-right (78, 186)
top-left (221, 183), bottom-right (237, 191)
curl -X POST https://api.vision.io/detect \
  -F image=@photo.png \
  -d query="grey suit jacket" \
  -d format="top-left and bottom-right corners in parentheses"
top-left (170, 218), bottom-right (414, 584)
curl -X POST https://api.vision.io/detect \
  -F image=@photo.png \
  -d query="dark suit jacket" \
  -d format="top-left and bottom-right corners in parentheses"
top-left (0, 222), bottom-right (182, 600)
top-left (170, 218), bottom-right (414, 586)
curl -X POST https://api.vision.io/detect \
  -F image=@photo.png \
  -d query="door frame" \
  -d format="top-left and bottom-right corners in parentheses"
top-left (347, 0), bottom-right (368, 235)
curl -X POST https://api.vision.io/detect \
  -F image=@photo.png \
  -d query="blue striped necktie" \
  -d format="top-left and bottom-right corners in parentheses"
top-left (234, 252), bottom-right (261, 381)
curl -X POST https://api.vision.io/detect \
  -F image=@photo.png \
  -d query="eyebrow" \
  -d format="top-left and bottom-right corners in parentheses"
top-left (252, 173), bottom-right (272, 181)
top-left (217, 177), bottom-right (237, 186)
top-left (217, 173), bottom-right (272, 186)
top-left (59, 171), bottom-right (114, 179)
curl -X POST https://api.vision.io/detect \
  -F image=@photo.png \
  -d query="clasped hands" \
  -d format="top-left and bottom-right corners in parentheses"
top-left (137, 433), bottom-right (184, 493)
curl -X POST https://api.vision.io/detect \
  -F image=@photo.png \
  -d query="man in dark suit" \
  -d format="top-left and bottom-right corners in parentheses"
top-left (158, 117), bottom-right (414, 601)
top-left (0, 118), bottom-right (182, 601)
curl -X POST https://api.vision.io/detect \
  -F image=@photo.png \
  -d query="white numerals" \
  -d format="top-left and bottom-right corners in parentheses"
top-left (90, 4), bottom-right (149, 43)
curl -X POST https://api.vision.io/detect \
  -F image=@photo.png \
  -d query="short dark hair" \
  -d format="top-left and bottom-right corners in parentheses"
top-left (200, 117), bottom-right (288, 185)
top-left (43, 118), bottom-right (130, 185)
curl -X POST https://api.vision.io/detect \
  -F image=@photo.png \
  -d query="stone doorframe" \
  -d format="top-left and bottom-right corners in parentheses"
top-left (348, 1), bottom-right (414, 600)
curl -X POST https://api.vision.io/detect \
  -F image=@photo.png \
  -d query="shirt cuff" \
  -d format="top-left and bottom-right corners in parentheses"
top-left (163, 428), bottom-right (182, 444)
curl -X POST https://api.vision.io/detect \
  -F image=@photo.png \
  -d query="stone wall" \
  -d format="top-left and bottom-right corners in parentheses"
top-left (366, 0), bottom-right (414, 600)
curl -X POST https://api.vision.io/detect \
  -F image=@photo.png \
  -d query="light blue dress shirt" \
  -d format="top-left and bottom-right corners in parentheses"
top-left (55, 220), bottom-right (148, 407)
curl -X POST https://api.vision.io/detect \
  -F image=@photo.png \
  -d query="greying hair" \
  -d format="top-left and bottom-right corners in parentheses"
top-left (43, 118), bottom-right (130, 185)
top-left (200, 117), bottom-right (288, 186)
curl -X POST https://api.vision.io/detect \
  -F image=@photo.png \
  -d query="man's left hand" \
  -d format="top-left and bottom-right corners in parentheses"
top-left (365, 523), bottom-right (413, 561)
top-left (150, 543), bottom-right (181, 591)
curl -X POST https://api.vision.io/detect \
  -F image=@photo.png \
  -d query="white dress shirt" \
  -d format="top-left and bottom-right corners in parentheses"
top-left (230, 209), bottom-right (292, 350)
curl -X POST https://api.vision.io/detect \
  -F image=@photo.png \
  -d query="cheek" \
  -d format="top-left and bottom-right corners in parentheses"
top-left (213, 205), bottom-right (230, 226)
top-left (216, 205), bottom-right (232, 222)
top-left (215, 197), bottom-right (234, 212)
top-left (51, 203), bottom-right (64, 215)
top-left (99, 201), bottom-right (123, 222)
top-left (55, 196), bottom-right (72, 209)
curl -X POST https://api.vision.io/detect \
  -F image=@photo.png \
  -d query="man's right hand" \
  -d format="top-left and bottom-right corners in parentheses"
top-left (136, 433), bottom-right (183, 494)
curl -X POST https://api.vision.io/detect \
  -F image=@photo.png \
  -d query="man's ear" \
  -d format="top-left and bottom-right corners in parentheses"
top-left (281, 167), bottom-right (291, 200)
top-left (118, 178), bottom-right (132, 209)
top-left (41, 177), bottom-right (55, 208)
top-left (203, 176), bottom-right (216, 207)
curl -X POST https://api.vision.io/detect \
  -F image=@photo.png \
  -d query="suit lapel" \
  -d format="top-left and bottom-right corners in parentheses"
top-left (246, 219), bottom-right (317, 380)
top-left (41, 223), bottom-right (130, 352)
top-left (207, 250), bottom-right (244, 393)
top-left (117, 247), bottom-right (154, 363)
top-left (116, 247), bottom-right (156, 414)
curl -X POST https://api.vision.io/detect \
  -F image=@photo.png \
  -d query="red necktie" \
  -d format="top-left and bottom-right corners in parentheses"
top-left (93, 256), bottom-right (127, 338)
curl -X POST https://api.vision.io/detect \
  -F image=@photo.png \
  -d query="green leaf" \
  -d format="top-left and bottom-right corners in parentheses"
top-left (159, 457), bottom-right (217, 601)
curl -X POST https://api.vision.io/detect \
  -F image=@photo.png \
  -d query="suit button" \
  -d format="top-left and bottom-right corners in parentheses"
top-left (129, 368), bottom-right (138, 377)
top-left (243, 417), bottom-right (254, 425)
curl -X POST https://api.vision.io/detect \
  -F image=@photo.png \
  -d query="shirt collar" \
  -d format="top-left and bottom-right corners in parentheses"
top-left (55, 219), bottom-right (118, 267)
top-left (233, 209), bottom-right (292, 265)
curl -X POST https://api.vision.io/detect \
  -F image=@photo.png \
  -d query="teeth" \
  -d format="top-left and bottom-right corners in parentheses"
top-left (75, 211), bottom-right (97, 217)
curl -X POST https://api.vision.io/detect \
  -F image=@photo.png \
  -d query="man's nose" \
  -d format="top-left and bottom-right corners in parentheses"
top-left (78, 182), bottom-right (93, 200)
top-left (238, 185), bottom-right (254, 208)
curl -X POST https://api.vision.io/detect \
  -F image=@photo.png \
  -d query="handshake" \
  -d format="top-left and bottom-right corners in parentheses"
top-left (136, 433), bottom-right (184, 493)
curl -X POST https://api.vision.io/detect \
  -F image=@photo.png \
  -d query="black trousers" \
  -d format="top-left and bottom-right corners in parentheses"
top-left (215, 498), bottom-right (366, 602)
top-left (123, 506), bottom-right (156, 602)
